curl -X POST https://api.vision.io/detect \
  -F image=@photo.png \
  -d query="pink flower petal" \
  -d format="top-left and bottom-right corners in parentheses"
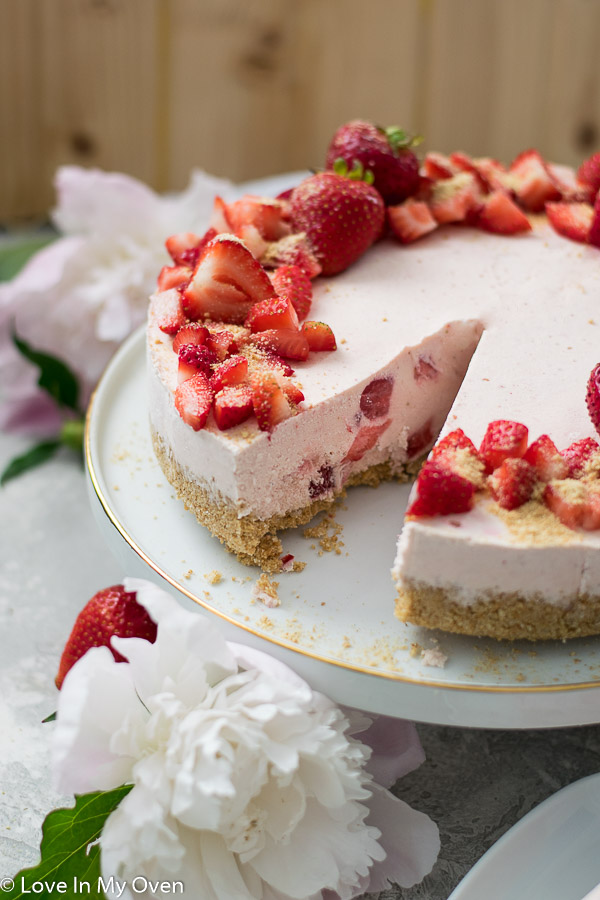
top-left (348, 713), bottom-right (425, 787)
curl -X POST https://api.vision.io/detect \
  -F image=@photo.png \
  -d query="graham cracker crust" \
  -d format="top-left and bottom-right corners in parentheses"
top-left (395, 578), bottom-right (600, 641)
top-left (152, 430), bottom-right (419, 572)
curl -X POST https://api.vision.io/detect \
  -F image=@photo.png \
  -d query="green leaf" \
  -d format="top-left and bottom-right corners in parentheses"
top-left (5, 786), bottom-right (132, 899)
top-left (12, 330), bottom-right (81, 413)
top-left (0, 441), bottom-right (60, 486)
top-left (60, 419), bottom-right (85, 454)
top-left (42, 711), bottom-right (57, 723)
top-left (0, 235), bottom-right (56, 282)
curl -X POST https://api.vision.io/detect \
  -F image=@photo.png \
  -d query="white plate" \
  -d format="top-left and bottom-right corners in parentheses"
top-left (449, 773), bottom-right (600, 900)
top-left (85, 327), bottom-right (600, 728)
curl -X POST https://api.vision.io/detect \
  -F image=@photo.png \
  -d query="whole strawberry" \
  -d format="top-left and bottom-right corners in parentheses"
top-left (290, 162), bottom-right (385, 275)
top-left (325, 119), bottom-right (421, 205)
top-left (586, 363), bottom-right (600, 437)
top-left (55, 584), bottom-right (157, 689)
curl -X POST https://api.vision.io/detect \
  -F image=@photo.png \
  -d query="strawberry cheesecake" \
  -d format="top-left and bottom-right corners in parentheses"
top-left (148, 121), bottom-right (600, 639)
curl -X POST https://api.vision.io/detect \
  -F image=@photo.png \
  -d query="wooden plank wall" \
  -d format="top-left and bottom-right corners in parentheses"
top-left (1, 0), bottom-right (599, 223)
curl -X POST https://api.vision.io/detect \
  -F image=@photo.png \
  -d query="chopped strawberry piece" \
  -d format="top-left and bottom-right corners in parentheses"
top-left (388, 199), bottom-right (438, 244)
top-left (344, 419), bottom-right (392, 462)
top-left (254, 348), bottom-right (295, 377)
top-left (360, 378), bottom-right (393, 420)
top-left (227, 195), bottom-right (290, 241)
top-left (406, 459), bottom-right (475, 517)
top-left (156, 288), bottom-right (186, 335)
top-left (251, 371), bottom-right (293, 432)
top-left (473, 157), bottom-right (513, 194)
top-left (206, 329), bottom-right (241, 361)
top-left (177, 344), bottom-right (217, 383)
top-left (449, 151), bottom-right (491, 193)
top-left (261, 233), bottom-right (322, 279)
top-left (583, 487), bottom-right (600, 530)
top-left (547, 164), bottom-right (594, 204)
top-left (406, 419), bottom-right (434, 459)
top-left (586, 363), bottom-right (600, 437)
top-left (235, 223), bottom-right (268, 259)
top-left (209, 354), bottom-right (248, 393)
top-left (183, 235), bottom-right (276, 324)
top-left (546, 201), bottom-right (593, 244)
top-left (245, 296), bottom-right (300, 333)
top-left (589, 195), bottom-right (600, 249)
top-left (510, 149), bottom-right (560, 212)
top-left (577, 152), bottom-right (600, 199)
top-left (209, 196), bottom-right (233, 232)
top-left (478, 190), bottom-right (532, 235)
top-left (281, 380), bottom-right (305, 405)
top-left (172, 323), bottom-right (209, 354)
top-left (213, 385), bottom-right (254, 430)
top-left (562, 437), bottom-right (600, 477)
top-left (432, 428), bottom-right (479, 458)
top-left (413, 356), bottom-right (439, 382)
top-left (524, 434), bottom-right (568, 481)
top-left (157, 264), bottom-right (192, 292)
top-left (301, 320), bottom-right (337, 351)
top-left (422, 151), bottom-right (457, 180)
top-left (270, 265), bottom-right (313, 320)
top-left (174, 373), bottom-right (213, 431)
top-left (544, 480), bottom-right (589, 529)
top-left (479, 420), bottom-right (528, 472)
top-left (165, 232), bottom-right (206, 266)
top-left (429, 173), bottom-right (483, 224)
top-left (249, 328), bottom-right (310, 360)
top-left (488, 457), bottom-right (537, 510)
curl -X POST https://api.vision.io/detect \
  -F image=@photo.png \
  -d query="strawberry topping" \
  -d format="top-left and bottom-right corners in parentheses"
top-left (251, 371), bottom-right (293, 432)
top-left (388, 199), bottom-right (438, 244)
top-left (479, 420), bottom-right (528, 472)
top-left (174, 373), bottom-right (213, 430)
top-left (562, 437), bottom-right (600, 477)
top-left (488, 457), bottom-right (537, 510)
top-left (177, 344), bottom-right (217, 384)
top-left (477, 191), bottom-right (532, 235)
top-left (301, 321), bottom-right (337, 351)
top-left (586, 363), bottom-right (600, 437)
top-left (509, 149), bottom-right (560, 212)
top-left (245, 296), bottom-right (300, 333)
top-left (156, 288), bottom-right (186, 335)
top-left (546, 202), bottom-right (593, 244)
top-left (407, 459), bottom-right (475, 517)
top-left (577, 152), bottom-right (600, 199)
top-left (523, 434), bottom-right (568, 481)
top-left (209, 355), bottom-right (249, 393)
top-left (270, 265), bottom-right (313, 320)
top-left (172, 323), bottom-right (209, 354)
top-left (249, 328), bottom-right (310, 360)
top-left (213, 385), bottom-right (254, 431)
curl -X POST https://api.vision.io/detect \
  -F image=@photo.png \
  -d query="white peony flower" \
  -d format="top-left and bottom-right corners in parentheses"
top-left (0, 167), bottom-right (235, 434)
top-left (52, 578), bottom-right (439, 900)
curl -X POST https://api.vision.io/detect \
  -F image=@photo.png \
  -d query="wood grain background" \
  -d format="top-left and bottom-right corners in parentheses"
top-left (2, 0), bottom-right (599, 223)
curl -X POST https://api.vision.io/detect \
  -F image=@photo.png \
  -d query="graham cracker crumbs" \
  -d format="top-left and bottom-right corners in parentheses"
top-left (410, 642), bottom-right (422, 658)
top-left (590, 319), bottom-right (596, 325)
top-left (490, 497), bottom-right (579, 545)
top-left (421, 647), bottom-right (448, 668)
top-left (183, 569), bottom-right (194, 580)
top-left (252, 573), bottom-right (280, 608)
top-left (341, 636), bottom-right (352, 649)
top-left (452, 447), bottom-right (486, 488)
top-left (303, 508), bottom-right (344, 555)
top-left (292, 560), bottom-right (307, 572)
top-left (258, 615), bottom-right (274, 630)
top-left (204, 569), bottom-right (222, 585)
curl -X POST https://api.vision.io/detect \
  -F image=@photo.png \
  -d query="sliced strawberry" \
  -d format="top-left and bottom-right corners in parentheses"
top-left (236, 223), bottom-right (268, 259)
top-left (245, 296), bottom-right (300, 333)
top-left (177, 344), bottom-right (217, 383)
top-left (252, 347), bottom-right (295, 377)
top-left (422, 152), bottom-right (456, 180)
top-left (406, 459), bottom-right (475, 517)
top-left (488, 457), bottom-right (537, 510)
top-left (582, 486), bottom-right (600, 530)
top-left (406, 419), bottom-right (434, 459)
top-left (183, 235), bottom-right (276, 324)
top-left (209, 354), bottom-right (249, 393)
top-left (156, 288), bottom-right (186, 335)
top-left (209, 196), bottom-right (233, 232)
top-left (251, 371), bottom-right (293, 432)
top-left (524, 434), bottom-right (568, 481)
top-left (477, 190), bottom-right (532, 235)
top-left (206, 328), bottom-right (242, 361)
top-left (157, 264), bottom-right (192, 292)
top-left (165, 232), bottom-right (208, 266)
top-left (510, 149), bottom-right (560, 212)
top-left (429, 173), bottom-right (483, 224)
top-left (388, 199), bottom-right (438, 244)
top-left (249, 328), bottom-right (310, 361)
top-left (544, 480), bottom-right (589, 529)
top-left (479, 420), bottom-right (528, 472)
top-left (344, 419), bottom-right (392, 462)
top-left (432, 428), bottom-right (479, 458)
top-left (547, 164), bottom-right (594, 203)
top-left (473, 157), bottom-right (513, 194)
top-left (577, 152), bottom-right (600, 199)
top-left (586, 363), bottom-right (600, 437)
top-left (281, 380), bottom-right (305, 405)
top-left (562, 437), bottom-right (600, 477)
top-left (174, 373), bottom-right (213, 431)
top-left (301, 320), bottom-right (337, 351)
top-left (546, 201), bottom-right (593, 244)
top-left (227, 195), bottom-right (290, 241)
top-left (270, 265), bottom-right (313, 320)
top-left (449, 151), bottom-right (490, 193)
top-left (172, 323), bottom-right (209, 354)
top-left (261, 233), bottom-right (322, 279)
top-left (213, 385), bottom-right (254, 430)
top-left (589, 194), bottom-right (600, 249)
